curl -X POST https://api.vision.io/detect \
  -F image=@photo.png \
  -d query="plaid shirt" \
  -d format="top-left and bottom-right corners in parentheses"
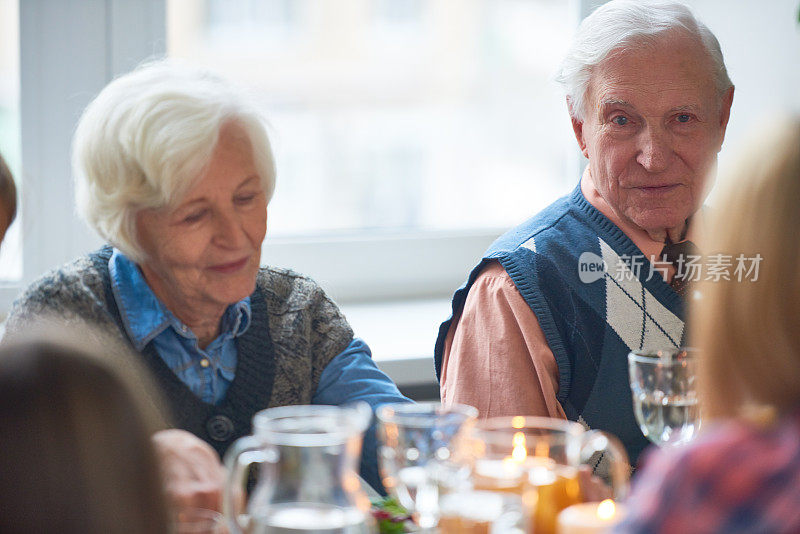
top-left (614, 410), bottom-right (800, 534)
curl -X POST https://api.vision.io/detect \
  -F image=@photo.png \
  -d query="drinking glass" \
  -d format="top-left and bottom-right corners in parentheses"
top-left (376, 402), bottom-right (478, 531)
top-left (628, 347), bottom-right (700, 447)
top-left (438, 490), bottom-right (527, 534)
top-left (465, 416), bottom-right (630, 534)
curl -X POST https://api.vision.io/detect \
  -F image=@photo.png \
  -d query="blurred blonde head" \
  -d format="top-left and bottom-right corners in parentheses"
top-left (693, 116), bottom-right (800, 420)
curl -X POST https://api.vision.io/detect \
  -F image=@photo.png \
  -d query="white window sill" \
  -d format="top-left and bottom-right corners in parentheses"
top-left (340, 298), bottom-right (451, 387)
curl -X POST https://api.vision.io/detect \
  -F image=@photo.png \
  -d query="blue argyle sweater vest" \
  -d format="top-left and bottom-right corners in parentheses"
top-left (434, 185), bottom-right (687, 463)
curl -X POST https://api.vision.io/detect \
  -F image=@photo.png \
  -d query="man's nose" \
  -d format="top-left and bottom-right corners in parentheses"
top-left (636, 125), bottom-right (672, 173)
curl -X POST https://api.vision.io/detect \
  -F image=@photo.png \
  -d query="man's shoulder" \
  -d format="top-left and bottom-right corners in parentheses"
top-left (488, 194), bottom-right (597, 257)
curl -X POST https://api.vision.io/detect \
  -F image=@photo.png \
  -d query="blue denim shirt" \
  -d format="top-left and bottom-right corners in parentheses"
top-left (109, 250), bottom-right (411, 491)
top-left (109, 249), bottom-right (250, 404)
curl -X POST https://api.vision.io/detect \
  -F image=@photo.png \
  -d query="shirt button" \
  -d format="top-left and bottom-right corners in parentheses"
top-left (206, 415), bottom-right (234, 442)
top-left (199, 358), bottom-right (210, 368)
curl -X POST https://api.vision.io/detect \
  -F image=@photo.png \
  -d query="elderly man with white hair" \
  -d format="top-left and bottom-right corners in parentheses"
top-left (6, 60), bottom-right (410, 514)
top-left (435, 0), bottom-right (734, 464)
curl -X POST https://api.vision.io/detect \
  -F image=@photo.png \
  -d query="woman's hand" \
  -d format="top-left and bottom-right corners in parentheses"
top-left (152, 429), bottom-right (226, 513)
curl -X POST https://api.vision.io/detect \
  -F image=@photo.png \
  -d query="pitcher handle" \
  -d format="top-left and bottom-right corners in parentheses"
top-left (579, 430), bottom-right (630, 501)
top-left (223, 435), bottom-right (273, 534)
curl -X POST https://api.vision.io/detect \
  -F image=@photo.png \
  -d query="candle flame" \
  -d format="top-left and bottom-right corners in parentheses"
top-left (511, 416), bottom-right (526, 429)
top-left (511, 432), bottom-right (527, 462)
top-left (597, 499), bottom-right (616, 520)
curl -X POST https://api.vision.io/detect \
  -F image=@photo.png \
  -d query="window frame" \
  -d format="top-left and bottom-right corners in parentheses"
top-left (11, 0), bottom-right (166, 314)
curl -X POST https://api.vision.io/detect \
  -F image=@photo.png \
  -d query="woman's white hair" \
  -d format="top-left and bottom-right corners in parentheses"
top-left (555, 0), bottom-right (733, 121)
top-left (73, 58), bottom-right (276, 263)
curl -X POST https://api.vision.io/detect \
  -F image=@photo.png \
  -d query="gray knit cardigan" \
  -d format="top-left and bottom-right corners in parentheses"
top-left (5, 246), bottom-right (354, 459)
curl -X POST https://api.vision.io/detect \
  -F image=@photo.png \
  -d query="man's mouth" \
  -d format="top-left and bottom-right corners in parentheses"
top-left (636, 184), bottom-right (681, 193)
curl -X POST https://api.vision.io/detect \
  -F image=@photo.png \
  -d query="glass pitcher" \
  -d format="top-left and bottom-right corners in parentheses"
top-left (464, 416), bottom-right (630, 534)
top-left (223, 403), bottom-right (375, 534)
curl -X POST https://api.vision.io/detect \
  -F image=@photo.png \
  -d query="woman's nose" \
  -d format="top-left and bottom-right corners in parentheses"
top-left (212, 210), bottom-right (246, 248)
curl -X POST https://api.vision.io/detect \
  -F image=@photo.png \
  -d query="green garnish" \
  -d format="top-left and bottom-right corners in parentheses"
top-left (371, 496), bottom-right (413, 534)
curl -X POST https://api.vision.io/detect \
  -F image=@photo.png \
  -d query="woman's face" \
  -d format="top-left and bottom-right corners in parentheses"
top-left (136, 122), bottom-right (267, 318)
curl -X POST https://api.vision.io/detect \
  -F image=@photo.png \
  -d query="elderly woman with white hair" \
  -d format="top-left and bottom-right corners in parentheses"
top-left (6, 60), bottom-right (409, 511)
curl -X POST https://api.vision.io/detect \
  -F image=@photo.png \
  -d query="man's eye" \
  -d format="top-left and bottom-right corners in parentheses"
top-left (611, 115), bottom-right (628, 126)
top-left (676, 114), bottom-right (692, 123)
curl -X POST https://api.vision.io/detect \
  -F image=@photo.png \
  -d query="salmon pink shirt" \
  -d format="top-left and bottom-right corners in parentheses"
top-left (439, 170), bottom-right (699, 419)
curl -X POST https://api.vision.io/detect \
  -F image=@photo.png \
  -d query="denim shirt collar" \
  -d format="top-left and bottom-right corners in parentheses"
top-left (109, 249), bottom-right (252, 352)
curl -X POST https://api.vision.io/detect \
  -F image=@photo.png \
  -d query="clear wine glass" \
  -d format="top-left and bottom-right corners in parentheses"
top-left (376, 402), bottom-right (478, 531)
top-left (628, 348), bottom-right (700, 447)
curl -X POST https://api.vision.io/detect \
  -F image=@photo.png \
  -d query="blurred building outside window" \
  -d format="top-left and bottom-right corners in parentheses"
top-left (167, 0), bottom-right (577, 241)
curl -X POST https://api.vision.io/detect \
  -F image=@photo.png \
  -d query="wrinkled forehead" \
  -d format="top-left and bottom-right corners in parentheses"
top-left (588, 33), bottom-right (720, 113)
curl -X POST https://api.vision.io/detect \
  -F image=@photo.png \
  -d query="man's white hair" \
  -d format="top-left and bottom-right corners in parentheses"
top-left (555, 0), bottom-right (733, 121)
top-left (73, 59), bottom-right (276, 263)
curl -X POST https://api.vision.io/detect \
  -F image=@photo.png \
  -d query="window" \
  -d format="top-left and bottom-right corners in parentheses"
top-left (168, 0), bottom-right (576, 239)
top-left (14, 0), bottom-right (800, 314)
top-left (204, 0), bottom-right (298, 45)
top-left (167, 0), bottom-right (579, 302)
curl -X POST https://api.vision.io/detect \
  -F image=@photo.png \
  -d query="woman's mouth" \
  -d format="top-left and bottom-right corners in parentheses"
top-left (208, 257), bottom-right (250, 274)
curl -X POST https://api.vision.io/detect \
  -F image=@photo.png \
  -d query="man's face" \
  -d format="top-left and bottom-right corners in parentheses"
top-left (572, 32), bottom-right (733, 240)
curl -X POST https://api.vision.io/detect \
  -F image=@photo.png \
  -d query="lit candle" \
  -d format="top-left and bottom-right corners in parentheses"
top-left (474, 458), bottom-right (525, 488)
top-left (556, 499), bottom-right (627, 534)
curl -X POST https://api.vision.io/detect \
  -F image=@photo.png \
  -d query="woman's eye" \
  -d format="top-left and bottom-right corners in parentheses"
top-left (183, 210), bottom-right (207, 224)
top-left (235, 194), bottom-right (256, 204)
top-left (611, 115), bottom-right (628, 126)
top-left (676, 114), bottom-right (692, 123)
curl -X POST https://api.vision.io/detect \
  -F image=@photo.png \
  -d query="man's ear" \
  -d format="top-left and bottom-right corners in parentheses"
top-left (716, 86), bottom-right (735, 152)
top-left (567, 97), bottom-right (589, 158)
top-left (571, 120), bottom-right (589, 159)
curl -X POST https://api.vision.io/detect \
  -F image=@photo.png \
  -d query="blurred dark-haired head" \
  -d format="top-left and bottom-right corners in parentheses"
top-left (0, 152), bottom-right (16, 244)
top-left (0, 330), bottom-right (171, 534)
